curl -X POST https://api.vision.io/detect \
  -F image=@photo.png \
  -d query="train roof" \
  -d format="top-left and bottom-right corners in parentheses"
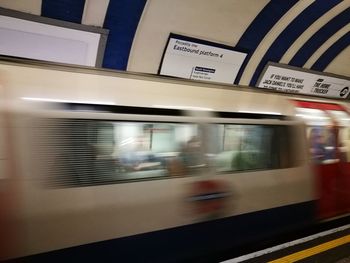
top-left (0, 56), bottom-right (348, 117)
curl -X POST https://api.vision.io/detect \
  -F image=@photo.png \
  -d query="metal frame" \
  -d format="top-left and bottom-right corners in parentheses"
top-left (257, 62), bottom-right (350, 100)
top-left (0, 7), bottom-right (109, 67)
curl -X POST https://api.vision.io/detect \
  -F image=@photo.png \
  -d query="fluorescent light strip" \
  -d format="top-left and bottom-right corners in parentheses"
top-left (22, 97), bottom-right (116, 105)
top-left (238, 110), bottom-right (282, 115)
top-left (153, 105), bottom-right (213, 111)
top-left (296, 114), bottom-right (329, 120)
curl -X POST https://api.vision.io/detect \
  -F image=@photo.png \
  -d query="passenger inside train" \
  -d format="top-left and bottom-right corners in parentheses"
top-left (294, 101), bottom-right (350, 219)
top-left (310, 127), bottom-right (327, 163)
top-left (39, 116), bottom-right (301, 187)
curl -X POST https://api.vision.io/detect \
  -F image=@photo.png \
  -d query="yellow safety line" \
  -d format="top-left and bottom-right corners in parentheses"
top-left (269, 234), bottom-right (350, 263)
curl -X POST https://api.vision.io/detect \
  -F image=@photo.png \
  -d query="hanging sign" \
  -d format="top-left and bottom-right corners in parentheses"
top-left (159, 34), bottom-right (247, 84)
top-left (257, 63), bottom-right (350, 99)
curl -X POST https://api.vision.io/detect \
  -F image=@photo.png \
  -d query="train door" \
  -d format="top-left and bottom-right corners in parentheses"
top-left (294, 100), bottom-right (350, 219)
top-left (326, 109), bottom-right (350, 215)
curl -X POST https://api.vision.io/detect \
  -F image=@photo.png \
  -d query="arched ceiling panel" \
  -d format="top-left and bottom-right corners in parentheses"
top-left (102, 0), bottom-right (146, 70)
top-left (304, 23), bottom-right (349, 68)
top-left (289, 7), bottom-right (350, 67)
top-left (280, 1), bottom-right (349, 64)
top-left (0, 0), bottom-right (349, 82)
top-left (325, 45), bottom-right (350, 76)
top-left (311, 31), bottom-right (350, 71)
top-left (0, 0), bottom-right (41, 15)
top-left (81, 0), bottom-right (110, 27)
top-left (240, 0), bottom-right (342, 86)
top-left (128, 0), bottom-right (269, 74)
top-left (41, 0), bottom-right (85, 24)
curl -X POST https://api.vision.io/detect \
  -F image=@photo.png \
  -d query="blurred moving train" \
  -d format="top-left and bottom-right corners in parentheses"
top-left (0, 57), bottom-right (349, 262)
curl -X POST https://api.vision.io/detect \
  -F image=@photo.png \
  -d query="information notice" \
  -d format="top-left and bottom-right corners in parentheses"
top-left (258, 64), bottom-right (350, 99)
top-left (160, 34), bottom-right (247, 84)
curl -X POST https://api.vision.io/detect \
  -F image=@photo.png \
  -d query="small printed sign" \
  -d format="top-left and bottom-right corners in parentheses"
top-left (159, 34), bottom-right (247, 84)
top-left (258, 64), bottom-right (350, 99)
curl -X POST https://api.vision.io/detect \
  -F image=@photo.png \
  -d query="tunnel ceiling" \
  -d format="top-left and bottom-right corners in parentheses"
top-left (0, 0), bottom-right (349, 87)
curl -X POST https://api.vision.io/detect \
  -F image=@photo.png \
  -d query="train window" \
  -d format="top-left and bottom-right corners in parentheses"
top-left (305, 110), bottom-right (350, 164)
top-left (327, 110), bottom-right (350, 163)
top-left (210, 124), bottom-right (296, 173)
top-left (41, 119), bottom-right (202, 187)
top-left (275, 125), bottom-right (298, 168)
top-left (36, 119), bottom-right (298, 187)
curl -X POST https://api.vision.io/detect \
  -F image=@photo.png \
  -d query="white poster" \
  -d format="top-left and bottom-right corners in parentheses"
top-left (160, 35), bottom-right (247, 84)
top-left (0, 15), bottom-right (102, 66)
top-left (258, 64), bottom-right (350, 99)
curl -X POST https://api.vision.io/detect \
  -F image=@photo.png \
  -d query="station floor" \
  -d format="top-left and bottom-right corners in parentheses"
top-left (223, 224), bottom-right (350, 263)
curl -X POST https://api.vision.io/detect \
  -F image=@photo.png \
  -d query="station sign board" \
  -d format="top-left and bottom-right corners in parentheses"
top-left (159, 33), bottom-right (247, 84)
top-left (257, 63), bottom-right (350, 99)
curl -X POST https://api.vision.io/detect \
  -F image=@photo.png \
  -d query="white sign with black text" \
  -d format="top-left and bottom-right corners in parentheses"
top-left (258, 65), bottom-right (350, 99)
top-left (160, 35), bottom-right (247, 84)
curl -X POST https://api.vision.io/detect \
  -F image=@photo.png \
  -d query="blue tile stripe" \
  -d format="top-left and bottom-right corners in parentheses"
top-left (234, 0), bottom-right (298, 84)
top-left (289, 8), bottom-right (350, 67)
top-left (41, 0), bottom-right (86, 24)
top-left (311, 32), bottom-right (350, 72)
top-left (102, 0), bottom-right (147, 70)
top-left (249, 0), bottom-right (342, 86)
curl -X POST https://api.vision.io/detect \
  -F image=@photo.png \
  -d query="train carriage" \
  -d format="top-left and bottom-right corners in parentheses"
top-left (0, 57), bottom-right (349, 262)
